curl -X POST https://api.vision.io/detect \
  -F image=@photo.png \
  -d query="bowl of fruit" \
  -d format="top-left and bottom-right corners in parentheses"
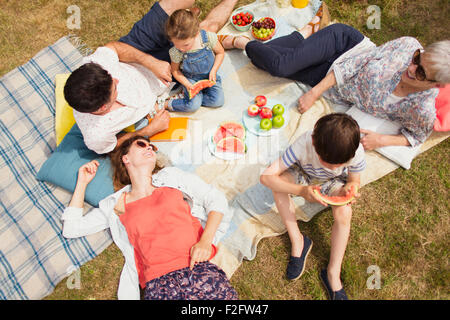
top-left (230, 10), bottom-right (255, 32)
top-left (251, 17), bottom-right (276, 41)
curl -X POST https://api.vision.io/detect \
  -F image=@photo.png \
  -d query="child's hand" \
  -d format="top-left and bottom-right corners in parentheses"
top-left (343, 182), bottom-right (360, 205)
top-left (300, 186), bottom-right (328, 207)
top-left (190, 239), bottom-right (212, 270)
top-left (185, 83), bottom-right (194, 93)
top-left (209, 71), bottom-right (217, 83)
top-left (77, 160), bottom-right (99, 186)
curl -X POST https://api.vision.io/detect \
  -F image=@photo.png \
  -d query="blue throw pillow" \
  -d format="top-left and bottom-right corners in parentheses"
top-left (36, 124), bottom-right (115, 207)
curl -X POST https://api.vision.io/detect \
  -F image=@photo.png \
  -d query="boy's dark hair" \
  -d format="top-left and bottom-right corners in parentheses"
top-left (63, 62), bottom-right (113, 113)
top-left (312, 113), bottom-right (360, 164)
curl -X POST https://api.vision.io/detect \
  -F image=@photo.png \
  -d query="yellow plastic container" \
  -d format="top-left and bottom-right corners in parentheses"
top-left (291, 0), bottom-right (309, 9)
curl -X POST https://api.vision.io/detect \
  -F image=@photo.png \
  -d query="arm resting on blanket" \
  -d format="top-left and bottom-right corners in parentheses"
top-left (298, 71), bottom-right (337, 113)
top-left (62, 160), bottom-right (109, 238)
top-left (360, 129), bottom-right (410, 150)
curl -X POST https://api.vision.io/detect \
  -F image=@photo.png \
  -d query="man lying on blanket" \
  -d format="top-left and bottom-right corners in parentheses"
top-left (63, 0), bottom-right (238, 154)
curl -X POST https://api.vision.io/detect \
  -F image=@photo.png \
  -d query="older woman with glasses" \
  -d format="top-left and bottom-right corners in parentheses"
top-left (61, 135), bottom-right (237, 300)
top-left (298, 37), bottom-right (450, 150)
top-left (225, 18), bottom-right (449, 150)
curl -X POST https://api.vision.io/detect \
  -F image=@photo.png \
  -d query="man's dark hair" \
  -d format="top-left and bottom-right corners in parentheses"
top-left (64, 62), bottom-right (113, 113)
top-left (312, 113), bottom-right (360, 164)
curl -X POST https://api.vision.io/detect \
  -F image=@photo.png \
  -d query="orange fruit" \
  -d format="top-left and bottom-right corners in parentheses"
top-left (291, 0), bottom-right (309, 9)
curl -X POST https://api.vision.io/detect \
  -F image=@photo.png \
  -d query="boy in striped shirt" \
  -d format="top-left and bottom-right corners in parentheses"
top-left (260, 113), bottom-right (365, 300)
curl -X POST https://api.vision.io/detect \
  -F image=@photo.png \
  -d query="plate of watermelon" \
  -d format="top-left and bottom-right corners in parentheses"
top-left (208, 121), bottom-right (247, 160)
top-left (242, 96), bottom-right (289, 136)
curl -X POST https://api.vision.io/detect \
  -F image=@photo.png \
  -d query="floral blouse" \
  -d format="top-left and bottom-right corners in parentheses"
top-left (326, 37), bottom-right (438, 147)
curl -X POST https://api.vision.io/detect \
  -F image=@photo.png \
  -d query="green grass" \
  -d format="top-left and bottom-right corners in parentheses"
top-left (1, 0), bottom-right (448, 300)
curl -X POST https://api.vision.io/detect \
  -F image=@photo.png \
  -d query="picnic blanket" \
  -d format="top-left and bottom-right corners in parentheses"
top-left (1, 0), bottom-right (448, 300)
top-left (0, 37), bottom-right (112, 300)
top-left (158, 0), bottom-right (450, 278)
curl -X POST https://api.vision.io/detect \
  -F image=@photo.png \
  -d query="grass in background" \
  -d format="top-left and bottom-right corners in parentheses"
top-left (1, 0), bottom-right (448, 299)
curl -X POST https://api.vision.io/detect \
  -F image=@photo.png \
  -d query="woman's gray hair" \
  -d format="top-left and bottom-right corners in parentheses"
top-left (425, 40), bottom-right (450, 83)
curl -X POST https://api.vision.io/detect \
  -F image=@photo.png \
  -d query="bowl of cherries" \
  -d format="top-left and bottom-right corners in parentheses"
top-left (251, 17), bottom-right (276, 41)
top-left (230, 10), bottom-right (255, 32)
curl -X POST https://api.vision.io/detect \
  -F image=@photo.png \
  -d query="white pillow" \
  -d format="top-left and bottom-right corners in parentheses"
top-left (345, 106), bottom-right (421, 170)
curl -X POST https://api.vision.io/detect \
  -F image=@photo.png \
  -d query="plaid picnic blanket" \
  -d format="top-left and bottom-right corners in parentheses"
top-left (0, 36), bottom-right (112, 300)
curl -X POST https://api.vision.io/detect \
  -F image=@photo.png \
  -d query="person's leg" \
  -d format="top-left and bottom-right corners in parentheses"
top-left (201, 78), bottom-right (225, 108)
top-left (328, 193), bottom-right (353, 291)
top-left (170, 88), bottom-right (203, 112)
top-left (199, 0), bottom-right (239, 33)
top-left (144, 269), bottom-right (186, 300)
top-left (188, 262), bottom-right (238, 300)
top-left (245, 23), bottom-right (364, 85)
top-left (245, 32), bottom-right (305, 79)
top-left (118, 0), bottom-right (195, 60)
top-left (272, 171), bottom-right (305, 257)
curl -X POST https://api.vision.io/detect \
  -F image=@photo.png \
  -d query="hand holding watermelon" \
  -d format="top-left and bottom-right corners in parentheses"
top-left (311, 185), bottom-right (359, 206)
top-left (342, 183), bottom-right (360, 205)
top-left (301, 186), bottom-right (329, 207)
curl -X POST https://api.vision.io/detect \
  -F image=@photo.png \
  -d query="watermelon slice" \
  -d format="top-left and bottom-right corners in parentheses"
top-left (216, 137), bottom-right (246, 154)
top-left (188, 80), bottom-right (215, 99)
top-left (312, 185), bottom-right (358, 206)
top-left (213, 121), bottom-right (246, 144)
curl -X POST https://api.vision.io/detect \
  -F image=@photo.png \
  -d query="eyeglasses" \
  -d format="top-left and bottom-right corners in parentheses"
top-left (412, 49), bottom-right (437, 82)
top-left (134, 140), bottom-right (158, 152)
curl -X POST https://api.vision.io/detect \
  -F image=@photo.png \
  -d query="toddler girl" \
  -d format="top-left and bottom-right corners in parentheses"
top-left (164, 9), bottom-right (225, 112)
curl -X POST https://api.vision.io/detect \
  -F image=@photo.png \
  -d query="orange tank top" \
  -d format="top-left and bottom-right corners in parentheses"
top-left (119, 187), bottom-right (217, 288)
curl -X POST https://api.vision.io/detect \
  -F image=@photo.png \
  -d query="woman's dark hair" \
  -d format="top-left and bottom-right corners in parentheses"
top-left (64, 62), bottom-right (113, 113)
top-left (109, 135), bottom-right (164, 191)
top-left (312, 113), bottom-right (360, 164)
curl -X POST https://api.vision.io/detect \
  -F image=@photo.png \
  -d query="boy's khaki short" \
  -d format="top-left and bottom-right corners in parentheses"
top-left (286, 163), bottom-right (347, 197)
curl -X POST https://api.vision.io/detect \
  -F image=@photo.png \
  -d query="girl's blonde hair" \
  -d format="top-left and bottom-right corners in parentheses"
top-left (166, 9), bottom-right (199, 40)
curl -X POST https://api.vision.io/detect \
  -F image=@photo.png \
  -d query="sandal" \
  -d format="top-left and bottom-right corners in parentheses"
top-left (307, 3), bottom-right (331, 34)
top-left (218, 34), bottom-right (250, 49)
top-left (307, 5), bottom-right (323, 34)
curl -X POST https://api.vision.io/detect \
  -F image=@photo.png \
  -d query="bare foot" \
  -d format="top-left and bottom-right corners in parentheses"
top-left (299, 16), bottom-right (320, 39)
top-left (233, 36), bottom-right (250, 50)
top-left (220, 35), bottom-right (235, 50)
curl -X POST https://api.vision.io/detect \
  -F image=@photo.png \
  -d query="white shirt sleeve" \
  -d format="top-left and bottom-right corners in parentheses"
top-left (61, 206), bottom-right (109, 238)
top-left (82, 130), bottom-right (117, 155)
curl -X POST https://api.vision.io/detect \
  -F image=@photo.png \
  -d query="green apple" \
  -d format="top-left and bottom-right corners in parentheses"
top-left (260, 118), bottom-right (272, 130)
top-left (272, 104), bottom-right (284, 116)
top-left (272, 115), bottom-right (284, 128)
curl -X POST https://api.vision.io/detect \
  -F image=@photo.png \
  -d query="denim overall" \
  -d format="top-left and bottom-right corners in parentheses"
top-left (170, 30), bottom-right (225, 112)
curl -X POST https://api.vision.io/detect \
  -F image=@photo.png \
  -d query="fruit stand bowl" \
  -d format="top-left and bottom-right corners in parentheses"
top-left (251, 17), bottom-right (276, 41)
top-left (230, 9), bottom-right (255, 32)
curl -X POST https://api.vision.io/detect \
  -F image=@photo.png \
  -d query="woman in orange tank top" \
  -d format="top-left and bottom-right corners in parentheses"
top-left (109, 135), bottom-right (237, 300)
top-left (67, 135), bottom-right (236, 300)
